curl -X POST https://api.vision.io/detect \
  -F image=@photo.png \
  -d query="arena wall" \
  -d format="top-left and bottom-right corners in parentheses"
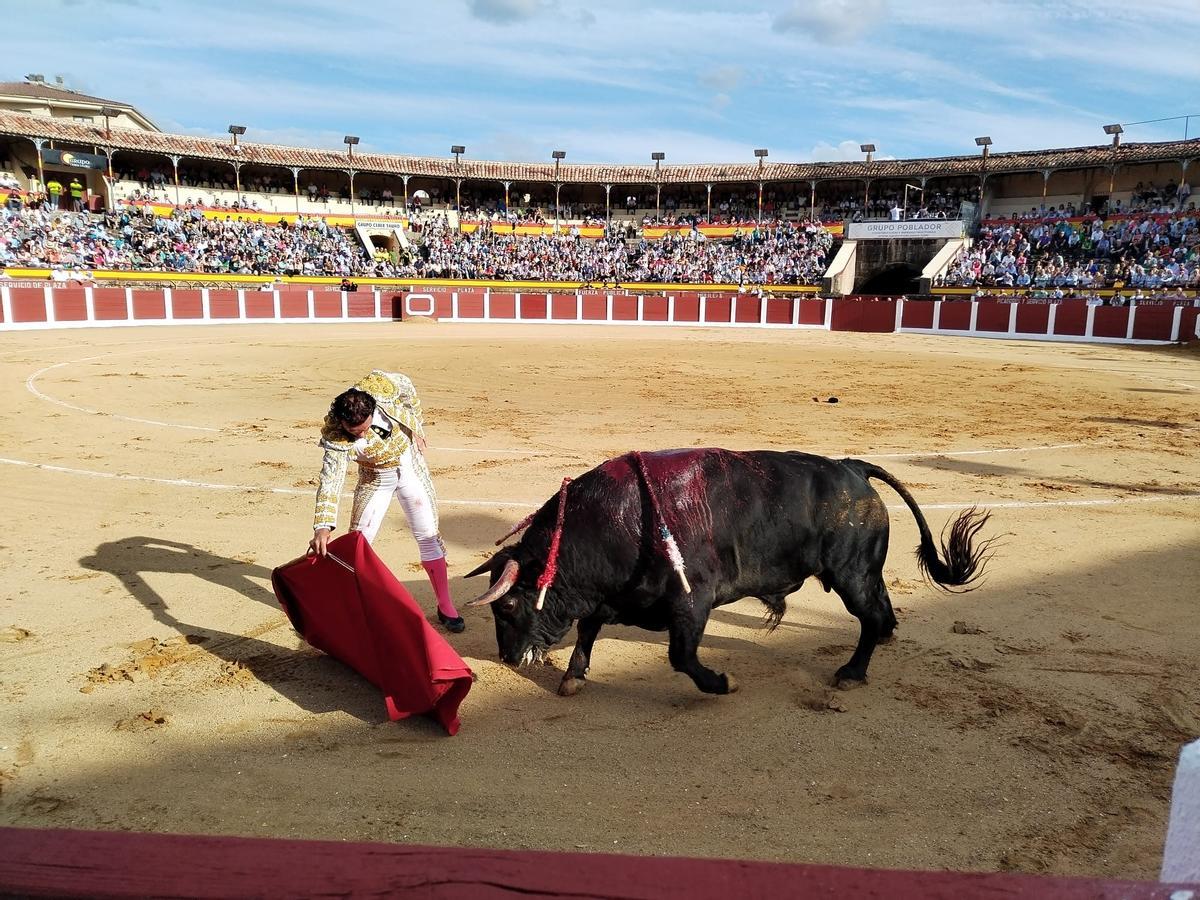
top-left (1, 826), bottom-right (1196, 899)
top-left (1, 283), bottom-right (1196, 344)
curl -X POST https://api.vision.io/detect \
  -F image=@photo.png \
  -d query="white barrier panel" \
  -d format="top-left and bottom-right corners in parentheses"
top-left (404, 293), bottom-right (436, 317)
top-left (1163, 738), bottom-right (1200, 883)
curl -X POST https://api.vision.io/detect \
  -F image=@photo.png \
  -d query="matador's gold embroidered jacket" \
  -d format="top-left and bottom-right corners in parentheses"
top-left (313, 370), bottom-right (426, 532)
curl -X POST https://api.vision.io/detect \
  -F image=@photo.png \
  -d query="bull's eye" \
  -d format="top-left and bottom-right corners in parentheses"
top-left (499, 596), bottom-right (518, 613)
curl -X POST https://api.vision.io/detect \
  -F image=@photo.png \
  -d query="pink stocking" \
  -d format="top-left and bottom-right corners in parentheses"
top-left (422, 556), bottom-right (459, 619)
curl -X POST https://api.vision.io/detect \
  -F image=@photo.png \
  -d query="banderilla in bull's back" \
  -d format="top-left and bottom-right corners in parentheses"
top-left (467, 448), bottom-right (996, 698)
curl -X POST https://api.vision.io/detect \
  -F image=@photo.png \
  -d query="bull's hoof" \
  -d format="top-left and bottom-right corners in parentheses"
top-left (833, 665), bottom-right (867, 690)
top-left (722, 675), bottom-right (739, 694)
top-left (558, 676), bottom-right (586, 697)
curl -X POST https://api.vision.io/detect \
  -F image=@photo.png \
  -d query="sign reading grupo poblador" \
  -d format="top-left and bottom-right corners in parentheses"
top-left (846, 220), bottom-right (965, 240)
top-left (40, 148), bottom-right (108, 170)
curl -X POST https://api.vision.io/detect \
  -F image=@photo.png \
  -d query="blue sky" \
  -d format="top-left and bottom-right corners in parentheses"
top-left (9, 0), bottom-right (1200, 165)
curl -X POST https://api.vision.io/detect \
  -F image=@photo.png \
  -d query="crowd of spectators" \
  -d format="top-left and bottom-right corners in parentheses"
top-left (939, 210), bottom-right (1199, 289)
top-left (400, 217), bottom-right (834, 285)
top-left (0, 206), bottom-right (371, 276)
top-left (0, 206), bottom-right (835, 285)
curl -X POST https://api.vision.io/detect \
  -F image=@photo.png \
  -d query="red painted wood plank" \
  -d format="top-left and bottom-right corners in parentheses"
top-left (938, 300), bottom-right (972, 331)
top-left (0, 827), bottom-right (1189, 900)
top-left (581, 294), bottom-right (608, 321)
top-left (131, 290), bottom-right (166, 320)
top-left (672, 293), bottom-right (700, 322)
top-left (1091, 306), bottom-right (1130, 339)
top-left (733, 295), bottom-right (760, 323)
top-left (550, 294), bottom-right (578, 320)
top-left (798, 298), bottom-right (826, 325)
top-left (243, 293), bottom-right (275, 319)
top-left (643, 295), bottom-right (668, 321)
top-left (901, 300), bottom-right (935, 329)
top-left (975, 300), bottom-right (1011, 333)
top-left (612, 295), bottom-right (638, 321)
top-left (1132, 304), bottom-right (1175, 341)
top-left (518, 293), bottom-right (547, 320)
top-left (1052, 300), bottom-right (1088, 336)
top-left (279, 293), bottom-right (310, 318)
top-left (486, 292), bottom-right (514, 319)
top-left (208, 289), bottom-right (240, 319)
top-left (9, 287), bottom-right (48, 322)
top-left (171, 289), bottom-right (203, 319)
top-left (1015, 303), bottom-right (1050, 334)
top-left (51, 287), bottom-right (88, 321)
top-left (764, 297), bottom-right (792, 324)
top-left (702, 295), bottom-right (731, 323)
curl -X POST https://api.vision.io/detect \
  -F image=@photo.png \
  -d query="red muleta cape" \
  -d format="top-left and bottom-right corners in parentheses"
top-left (271, 532), bottom-right (472, 735)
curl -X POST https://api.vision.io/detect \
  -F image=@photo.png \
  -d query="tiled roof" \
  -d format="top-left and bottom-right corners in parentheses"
top-left (1, 110), bottom-right (1196, 185)
top-left (0, 82), bottom-right (131, 108)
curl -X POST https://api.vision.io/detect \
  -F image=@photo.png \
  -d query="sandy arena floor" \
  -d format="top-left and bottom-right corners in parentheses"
top-left (1, 322), bottom-right (1198, 878)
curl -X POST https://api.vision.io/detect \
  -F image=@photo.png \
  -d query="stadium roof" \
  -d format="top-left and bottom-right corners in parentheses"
top-left (0, 83), bottom-right (159, 131)
top-left (0, 110), bottom-right (1196, 185)
top-left (0, 81), bottom-right (133, 108)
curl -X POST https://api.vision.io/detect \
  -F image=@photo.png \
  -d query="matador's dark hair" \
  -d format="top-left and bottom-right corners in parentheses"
top-left (330, 388), bottom-right (376, 427)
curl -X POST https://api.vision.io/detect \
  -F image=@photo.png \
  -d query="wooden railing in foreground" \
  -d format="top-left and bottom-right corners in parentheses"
top-left (1, 827), bottom-right (1196, 899)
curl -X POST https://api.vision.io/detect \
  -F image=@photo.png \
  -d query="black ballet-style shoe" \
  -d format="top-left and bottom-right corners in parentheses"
top-left (438, 611), bottom-right (466, 634)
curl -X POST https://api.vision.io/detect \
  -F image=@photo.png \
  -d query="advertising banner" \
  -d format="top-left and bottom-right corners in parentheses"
top-left (846, 220), bottom-right (965, 240)
top-left (40, 148), bottom-right (108, 170)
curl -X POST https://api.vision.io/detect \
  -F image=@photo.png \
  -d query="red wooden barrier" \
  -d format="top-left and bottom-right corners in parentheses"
top-left (484, 292), bottom-right (513, 321)
top-left (1015, 303), bottom-right (1051, 334)
top-left (550, 294), bottom-right (578, 320)
top-left (206, 289), bottom-right (238, 319)
top-left (733, 295), bottom-right (760, 323)
top-left (765, 297), bottom-right (793, 324)
top-left (702, 295), bottom-right (731, 323)
top-left (347, 295), bottom-right (377, 318)
top-left (0, 827), bottom-right (1191, 900)
top-left (243, 292), bottom-right (275, 319)
top-left (278, 292), bottom-right (310, 318)
top-left (1092, 306), bottom-right (1130, 339)
top-left (1052, 300), bottom-right (1088, 336)
top-left (938, 300), bottom-right (972, 331)
top-left (580, 293), bottom-right (608, 321)
top-left (519, 293), bottom-right (548, 320)
top-left (51, 287), bottom-right (88, 321)
top-left (9, 287), bottom-right (48, 322)
top-left (643, 295), bottom-right (669, 321)
top-left (975, 300), bottom-right (1011, 333)
top-left (131, 289), bottom-right (166, 320)
top-left (798, 297), bottom-right (826, 325)
top-left (901, 299), bottom-right (935, 329)
top-left (170, 289), bottom-right (204, 320)
top-left (830, 297), bottom-right (896, 332)
top-left (313, 293), bottom-right (343, 318)
top-left (1132, 305), bottom-right (1176, 341)
top-left (612, 295), bottom-right (638, 321)
top-left (671, 292), bottom-right (698, 323)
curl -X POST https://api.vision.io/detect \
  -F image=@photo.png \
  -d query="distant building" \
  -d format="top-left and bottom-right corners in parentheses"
top-left (0, 76), bottom-right (158, 132)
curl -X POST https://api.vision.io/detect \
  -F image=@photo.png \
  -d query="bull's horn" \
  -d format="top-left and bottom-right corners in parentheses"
top-left (467, 558), bottom-right (520, 607)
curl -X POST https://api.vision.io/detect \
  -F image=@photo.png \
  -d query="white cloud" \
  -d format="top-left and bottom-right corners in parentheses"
top-left (773, 0), bottom-right (889, 43)
top-left (699, 65), bottom-right (744, 93)
top-left (806, 140), bottom-right (871, 162)
top-left (466, 0), bottom-right (543, 24)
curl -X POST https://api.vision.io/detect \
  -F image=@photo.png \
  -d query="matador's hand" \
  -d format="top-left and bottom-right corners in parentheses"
top-left (308, 527), bottom-right (332, 557)
top-left (415, 434), bottom-right (428, 454)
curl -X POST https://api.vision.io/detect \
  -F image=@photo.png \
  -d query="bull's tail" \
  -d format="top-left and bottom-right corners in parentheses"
top-left (845, 459), bottom-right (996, 592)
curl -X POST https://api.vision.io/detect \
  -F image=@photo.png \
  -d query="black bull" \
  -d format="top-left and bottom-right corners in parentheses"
top-left (467, 449), bottom-right (993, 696)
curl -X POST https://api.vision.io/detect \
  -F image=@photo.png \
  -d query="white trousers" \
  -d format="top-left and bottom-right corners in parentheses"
top-left (349, 446), bottom-right (444, 561)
